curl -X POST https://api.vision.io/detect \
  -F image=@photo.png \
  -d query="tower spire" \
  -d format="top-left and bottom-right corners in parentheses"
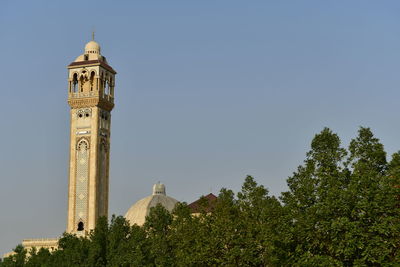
top-left (92, 31), bottom-right (95, 41)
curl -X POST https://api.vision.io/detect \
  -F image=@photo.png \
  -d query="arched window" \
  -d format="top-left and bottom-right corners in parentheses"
top-left (100, 73), bottom-right (104, 93)
top-left (105, 80), bottom-right (109, 95)
top-left (72, 73), bottom-right (78, 93)
top-left (109, 77), bottom-right (113, 96)
top-left (90, 71), bottom-right (95, 91)
top-left (77, 139), bottom-right (89, 150)
top-left (80, 76), bottom-right (84, 92)
top-left (77, 222), bottom-right (84, 231)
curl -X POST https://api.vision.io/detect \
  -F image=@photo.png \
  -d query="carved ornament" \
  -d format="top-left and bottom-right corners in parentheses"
top-left (68, 97), bottom-right (114, 112)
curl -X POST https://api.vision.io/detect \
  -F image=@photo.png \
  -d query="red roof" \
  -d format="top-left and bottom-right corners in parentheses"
top-left (188, 193), bottom-right (217, 213)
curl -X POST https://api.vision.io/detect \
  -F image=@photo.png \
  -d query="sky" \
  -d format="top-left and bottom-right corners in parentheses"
top-left (1, 0), bottom-right (400, 256)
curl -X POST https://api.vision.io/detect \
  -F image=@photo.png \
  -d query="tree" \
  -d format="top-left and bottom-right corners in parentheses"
top-left (237, 176), bottom-right (285, 266)
top-left (106, 215), bottom-right (149, 267)
top-left (87, 217), bottom-right (108, 267)
top-left (169, 202), bottom-right (199, 266)
top-left (143, 204), bottom-right (174, 266)
top-left (50, 233), bottom-right (90, 267)
top-left (25, 248), bottom-right (51, 267)
top-left (3, 127), bottom-right (399, 266)
top-left (106, 215), bottom-right (132, 267)
top-left (344, 127), bottom-right (400, 265)
top-left (281, 127), bottom-right (400, 266)
top-left (1, 245), bottom-right (27, 267)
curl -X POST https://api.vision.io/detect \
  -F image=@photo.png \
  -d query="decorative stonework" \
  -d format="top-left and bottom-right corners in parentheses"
top-left (76, 137), bottom-right (91, 149)
top-left (68, 97), bottom-right (114, 112)
top-left (76, 108), bottom-right (92, 118)
top-left (22, 238), bottom-right (59, 252)
top-left (74, 139), bottom-right (90, 230)
top-left (5, 238), bottom-right (60, 258)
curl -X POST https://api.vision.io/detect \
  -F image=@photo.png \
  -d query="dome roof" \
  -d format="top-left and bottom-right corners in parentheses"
top-left (153, 183), bottom-right (166, 195)
top-left (124, 183), bottom-right (178, 226)
top-left (85, 40), bottom-right (101, 54)
top-left (73, 39), bottom-right (107, 63)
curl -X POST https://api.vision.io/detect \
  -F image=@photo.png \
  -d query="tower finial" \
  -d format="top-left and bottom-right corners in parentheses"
top-left (92, 31), bottom-right (95, 41)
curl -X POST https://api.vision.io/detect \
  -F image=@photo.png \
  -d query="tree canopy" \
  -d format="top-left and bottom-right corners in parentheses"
top-left (2, 127), bottom-right (399, 266)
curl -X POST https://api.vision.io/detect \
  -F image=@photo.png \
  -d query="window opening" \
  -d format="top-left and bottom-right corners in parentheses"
top-left (77, 222), bottom-right (84, 231)
top-left (90, 72), bottom-right (95, 91)
top-left (72, 73), bottom-right (78, 93)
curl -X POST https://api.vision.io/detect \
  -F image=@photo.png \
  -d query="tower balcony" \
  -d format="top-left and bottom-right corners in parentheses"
top-left (68, 92), bottom-right (114, 111)
top-left (68, 91), bottom-right (114, 104)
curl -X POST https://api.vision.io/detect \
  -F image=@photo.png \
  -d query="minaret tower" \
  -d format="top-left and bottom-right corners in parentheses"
top-left (66, 37), bottom-right (116, 234)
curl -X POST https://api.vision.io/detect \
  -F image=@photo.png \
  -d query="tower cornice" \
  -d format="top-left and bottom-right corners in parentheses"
top-left (68, 97), bottom-right (114, 112)
top-left (68, 60), bottom-right (116, 74)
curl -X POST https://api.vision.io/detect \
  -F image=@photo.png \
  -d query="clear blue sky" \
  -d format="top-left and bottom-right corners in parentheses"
top-left (1, 0), bottom-right (400, 256)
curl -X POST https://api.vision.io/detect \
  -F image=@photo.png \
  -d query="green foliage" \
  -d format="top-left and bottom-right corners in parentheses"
top-left (3, 127), bottom-right (399, 266)
top-left (144, 204), bottom-right (174, 266)
top-left (1, 245), bottom-right (27, 267)
top-left (281, 127), bottom-right (400, 266)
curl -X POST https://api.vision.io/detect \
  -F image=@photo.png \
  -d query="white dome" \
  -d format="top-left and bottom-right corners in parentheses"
top-left (85, 40), bottom-right (101, 54)
top-left (153, 183), bottom-right (166, 195)
top-left (124, 183), bottom-right (178, 226)
top-left (73, 40), bottom-right (107, 62)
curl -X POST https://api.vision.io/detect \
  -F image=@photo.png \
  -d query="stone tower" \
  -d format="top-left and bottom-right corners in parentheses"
top-left (66, 38), bottom-right (116, 234)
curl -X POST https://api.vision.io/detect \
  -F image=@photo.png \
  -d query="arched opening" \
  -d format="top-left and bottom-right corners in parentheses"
top-left (90, 71), bottom-right (95, 91)
top-left (99, 73), bottom-right (104, 94)
top-left (72, 73), bottom-right (78, 93)
top-left (80, 76), bottom-right (85, 92)
top-left (77, 139), bottom-right (89, 150)
top-left (105, 80), bottom-right (110, 95)
top-left (110, 77), bottom-right (113, 96)
top-left (77, 222), bottom-right (84, 231)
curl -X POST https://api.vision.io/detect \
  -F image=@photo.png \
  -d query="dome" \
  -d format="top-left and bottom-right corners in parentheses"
top-left (73, 40), bottom-right (105, 62)
top-left (153, 183), bottom-right (166, 195)
top-left (84, 40), bottom-right (101, 54)
top-left (124, 183), bottom-right (178, 226)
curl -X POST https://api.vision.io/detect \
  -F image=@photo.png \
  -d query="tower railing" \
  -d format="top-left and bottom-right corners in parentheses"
top-left (68, 92), bottom-right (114, 104)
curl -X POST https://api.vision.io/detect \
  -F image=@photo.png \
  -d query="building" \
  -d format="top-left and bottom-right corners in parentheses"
top-left (66, 37), bottom-right (116, 235)
top-left (188, 193), bottom-right (218, 215)
top-left (125, 183), bottom-right (179, 226)
top-left (17, 36), bottom-right (117, 253)
top-left (3, 37), bottom-right (205, 258)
